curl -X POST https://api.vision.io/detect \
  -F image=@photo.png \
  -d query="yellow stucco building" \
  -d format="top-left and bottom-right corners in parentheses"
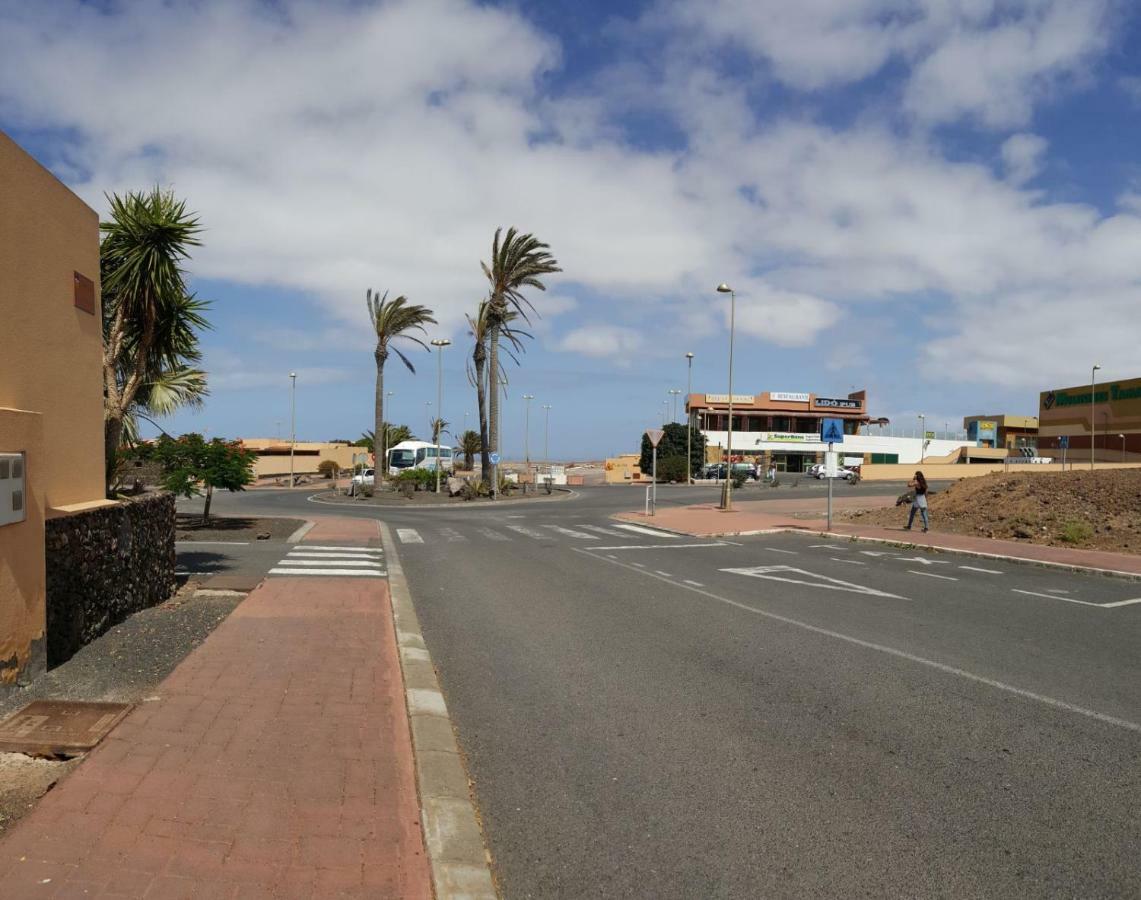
top-left (0, 131), bottom-right (111, 685)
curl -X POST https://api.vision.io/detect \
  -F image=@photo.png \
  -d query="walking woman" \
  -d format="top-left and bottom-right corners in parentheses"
top-left (905, 470), bottom-right (929, 532)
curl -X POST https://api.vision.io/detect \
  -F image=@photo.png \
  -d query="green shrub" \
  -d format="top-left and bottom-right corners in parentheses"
top-left (396, 468), bottom-right (437, 491)
top-left (731, 471), bottom-right (748, 489)
top-left (1059, 520), bottom-right (1093, 544)
top-left (460, 480), bottom-right (490, 501)
top-left (655, 456), bottom-right (689, 483)
top-left (317, 460), bottom-right (339, 479)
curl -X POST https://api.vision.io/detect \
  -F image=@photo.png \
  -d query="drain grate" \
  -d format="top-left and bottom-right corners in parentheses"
top-left (0, 700), bottom-right (132, 758)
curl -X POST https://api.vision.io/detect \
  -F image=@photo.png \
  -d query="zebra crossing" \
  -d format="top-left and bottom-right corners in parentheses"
top-left (394, 521), bottom-right (679, 546)
top-left (268, 544), bottom-right (386, 577)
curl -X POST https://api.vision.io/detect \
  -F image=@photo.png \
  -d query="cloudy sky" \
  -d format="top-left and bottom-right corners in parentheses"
top-left (4, 0), bottom-right (1141, 457)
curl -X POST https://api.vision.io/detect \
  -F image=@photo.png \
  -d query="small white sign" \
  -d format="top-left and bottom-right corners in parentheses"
top-left (770, 391), bottom-right (810, 403)
top-left (704, 394), bottom-right (754, 404)
top-left (824, 450), bottom-right (838, 478)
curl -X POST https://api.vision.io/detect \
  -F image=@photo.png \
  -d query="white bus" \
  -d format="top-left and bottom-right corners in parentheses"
top-left (386, 440), bottom-right (455, 476)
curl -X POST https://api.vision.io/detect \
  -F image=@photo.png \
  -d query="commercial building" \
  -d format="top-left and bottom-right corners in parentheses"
top-left (240, 438), bottom-right (361, 480)
top-left (1038, 376), bottom-right (1141, 462)
top-left (688, 389), bottom-right (972, 472)
top-left (963, 415), bottom-right (1039, 451)
top-left (1, 132), bottom-right (111, 686)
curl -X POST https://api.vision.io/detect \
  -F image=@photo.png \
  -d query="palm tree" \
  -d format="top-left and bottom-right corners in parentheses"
top-left (459, 430), bottom-right (481, 471)
top-left (101, 188), bottom-right (203, 491)
top-left (481, 228), bottom-right (559, 494)
top-left (366, 290), bottom-right (436, 478)
top-left (467, 299), bottom-right (531, 478)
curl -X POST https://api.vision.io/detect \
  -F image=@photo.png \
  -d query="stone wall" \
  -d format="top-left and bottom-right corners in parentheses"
top-left (45, 491), bottom-right (176, 666)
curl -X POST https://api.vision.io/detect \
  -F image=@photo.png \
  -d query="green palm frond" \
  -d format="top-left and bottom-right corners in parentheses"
top-left (366, 289), bottom-right (436, 372)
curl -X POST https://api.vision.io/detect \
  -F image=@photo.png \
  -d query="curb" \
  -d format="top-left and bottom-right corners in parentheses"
top-left (378, 522), bottom-right (498, 900)
top-left (286, 520), bottom-right (315, 543)
top-left (308, 488), bottom-right (579, 511)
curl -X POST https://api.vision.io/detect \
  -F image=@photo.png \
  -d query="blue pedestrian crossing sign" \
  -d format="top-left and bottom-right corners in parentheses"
top-left (820, 418), bottom-right (845, 444)
top-left (1058, 436), bottom-right (1069, 449)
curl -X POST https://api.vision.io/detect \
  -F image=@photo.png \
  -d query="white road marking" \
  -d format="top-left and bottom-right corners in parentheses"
top-left (540, 524), bottom-right (599, 540)
top-left (175, 540), bottom-right (251, 545)
top-left (397, 529), bottom-right (423, 544)
top-left (655, 571), bottom-right (672, 577)
top-left (579, 524), bottom-right (627, 537)
top-left (895, 556), bottom-right (950, 566)
top-left (631, 562), bottom-right (646, 568)
top-left (959, 565), bottom-right (1003, 574)
top-left (278, 558), bottom-right (383, 568)
top-left (810, 544), bottom-right (845, 550)
top-left (606, 555), bottom-right (618, 560)
top-left (612, 523), bottom-right (681, 539)
top-left (721, 565), bottom-right (907, 600)
top-left (683, 580), bottom-right (704, 587)
top-left (475, 527), bottom-right (511, 541)
top-left (590, 542), bottom-right (728, 551)
top-left (1046, 588), bottom-right (1070, 594)
top-left (288, 550), bottom-right (383, 558)
top-left (439, 527), bottom-right (468, 542)
top-left (763, 547), bottom-right (798, 555)
top-left (579, 549), bottom-right (1141, 735)
top-left (908, 570), bottom-right (958, 581)
top-left (830, 557), bottom-right (867, 566)
top-left (504, 524), bottom-right (551, 540)
top-left (301, 545), bottom-right (381, 551)
top-left (1010, 589), bottom-right (1141, 609)
top-left (269, 568), bottom-right (386, 577)
top-left (859, 550), bottom-right (893, 558)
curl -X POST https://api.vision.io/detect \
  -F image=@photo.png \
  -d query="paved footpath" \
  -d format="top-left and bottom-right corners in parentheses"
top-left (619, 497), bottom-right (1141, 576)
top-left (0, 519), bottom-right (432, 899)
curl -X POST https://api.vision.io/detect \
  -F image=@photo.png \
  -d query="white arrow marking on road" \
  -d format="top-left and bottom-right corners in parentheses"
top-left (959, 565), bottom-right (1003, 574)
top-left (720, 566), bottom-right (907, 600)
top-left (396, 529), bottom-right (423, 544)
top-left (894, 556), bottom-right (949, 566)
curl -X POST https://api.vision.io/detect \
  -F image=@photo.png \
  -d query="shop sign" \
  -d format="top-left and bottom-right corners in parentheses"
top-left (813, 397), bottom-right (860, 409)
top-left (758, 432), bottom-right (820, 443)
top-left (704, 393), bottom-right (754, 404)
top-left (770, 392), bottom-right (810, 403)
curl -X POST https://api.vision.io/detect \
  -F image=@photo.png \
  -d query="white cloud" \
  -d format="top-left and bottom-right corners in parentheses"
top-left (1000, 133), bottom-right (1048, 185)
top-left (554, 325), bottom-right (646, 359)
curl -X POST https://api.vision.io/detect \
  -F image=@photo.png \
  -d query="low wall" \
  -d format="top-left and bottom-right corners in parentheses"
top-left (44, 491), bottom-right (176, 667)
top-left (859, 462), bottom-right (1141, 481)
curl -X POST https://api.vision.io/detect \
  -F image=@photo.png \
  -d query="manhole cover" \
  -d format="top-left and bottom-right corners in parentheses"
top-left (0, 700), bottom-right (132, 758)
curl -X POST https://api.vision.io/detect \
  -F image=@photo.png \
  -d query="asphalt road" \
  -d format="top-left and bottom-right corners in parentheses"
top-left (198, 484), bottom-right (1141, 898)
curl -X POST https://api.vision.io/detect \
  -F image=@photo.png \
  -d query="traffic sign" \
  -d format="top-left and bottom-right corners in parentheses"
top-left (645, 429), bottom-right (665, 448)
top-left (924, 431), bottom-right (936, 440)
top-left (820, 418), bottom-right (844, 444)
top-left (1059, 435), bottom-right (1070, 449)
top-left (489, 452), bottom-right (501, 465)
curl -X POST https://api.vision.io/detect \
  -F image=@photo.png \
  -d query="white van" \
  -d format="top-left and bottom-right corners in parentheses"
top-left (386, 441), bottom-right (455, 476)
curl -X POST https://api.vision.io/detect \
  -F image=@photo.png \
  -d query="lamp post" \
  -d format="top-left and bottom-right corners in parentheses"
top-left (431, 339), bottom-right (451, 494)
top-left (685, 352), bottom-right (694, 483)
top-left (522, 394), bottom-right (535, 486)
top-left (542, 404), bottom-right (552, 468)
top-left (661, 400), bottom-right (669, 425)
top-left (716, 283), bottom-right (736, 510)
top-left (381, 390), bottom-right (394, 480)
top-left (918, 414), bottom-right (926, 464)
top-left (1120, 433), bottom-right (1126, 463)
top-left (289, 372), bottom-right (297, 488)
top-left (668, 388), bottom-right (682, 423)
top-left (1091, 364), bottom-right (1101, 470)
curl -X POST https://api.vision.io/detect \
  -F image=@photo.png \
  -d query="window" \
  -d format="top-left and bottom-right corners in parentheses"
top-left (390, 449), bottom-right (415, 468)
top-left (772, 416), bottom-right (790, 432)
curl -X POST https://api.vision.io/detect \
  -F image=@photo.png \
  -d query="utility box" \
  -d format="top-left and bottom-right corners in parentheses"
top-left (0, 452), bottom-right (26, 526)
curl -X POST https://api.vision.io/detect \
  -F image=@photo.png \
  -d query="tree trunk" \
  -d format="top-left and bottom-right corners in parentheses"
top-left (104, 415), bottom-right (124, 495)
top-left (487, 322), bottom-right (501, 498)
top-left (202, 483), bottom-right (213, 524)
top-left (374, 346), bottom-right (386, 498)
top-left (474, 343), bottom-right (490, 481)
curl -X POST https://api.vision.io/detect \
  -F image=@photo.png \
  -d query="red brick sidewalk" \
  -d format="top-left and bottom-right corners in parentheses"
top-left (0, 521), bottom-right (430, 898)
top-left (619, 498), bottom-right (1141, 577)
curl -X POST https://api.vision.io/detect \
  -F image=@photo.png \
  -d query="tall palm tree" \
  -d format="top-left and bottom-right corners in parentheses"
top-left (481, 227), bottom-right (560, 493)
top-left (366, 290), bottom-right (435, 478)
top-left (467, 299), bottom-right (531, 478)
top-left (101, 188), bottom-right (203, 491)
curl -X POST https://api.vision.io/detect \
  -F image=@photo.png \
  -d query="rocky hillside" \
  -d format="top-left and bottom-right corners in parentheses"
top-left (845, 469), bottom-right (1141, 552)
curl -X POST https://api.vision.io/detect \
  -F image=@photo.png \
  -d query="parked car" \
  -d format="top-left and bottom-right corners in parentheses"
top-left (810, 463), bottom-right (859, 481)
top-left (351, 467), bottom-right (375, 487)
top-left (806, 463), bottom-right (824, 479)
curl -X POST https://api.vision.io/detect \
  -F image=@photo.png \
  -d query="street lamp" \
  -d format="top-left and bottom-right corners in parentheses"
top-left (1091, 364), bottom-right (1101, 470)
top-left (381, 390), bottom-right (394, 479)
top-left (430, 339), bottom-right (451, 494)
top-left (661, 399), bottom-right (669, 425)
top-left (522, 394), bottom-right (535, 486)
top-left (716, 283), bottom-right (736, 510)
top-left (668, 388), bottom-right (682, 423)
top-left (685, 352), bottom-right (694, 483)
top-left (918, 414), bottom-right (926, 464)
top-left (542, 404), bottom-right (552, 469)
top-left (289, 372), bottom-right (297, 488)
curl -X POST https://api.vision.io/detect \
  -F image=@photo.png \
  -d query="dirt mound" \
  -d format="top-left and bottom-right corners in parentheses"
top-left (844, 469), bottom-right (1141, 552)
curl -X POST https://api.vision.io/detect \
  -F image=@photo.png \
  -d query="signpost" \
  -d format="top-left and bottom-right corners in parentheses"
top-left (1059, 435), bottom-right (1069, 470)
top-left (820, 419), bottom-right (845, 530)
top-left (645, 429), bottom-right (664, 516)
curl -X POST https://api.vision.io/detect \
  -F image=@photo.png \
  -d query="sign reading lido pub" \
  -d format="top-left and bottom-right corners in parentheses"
top-left (813, 397), bottom-right (860, 410)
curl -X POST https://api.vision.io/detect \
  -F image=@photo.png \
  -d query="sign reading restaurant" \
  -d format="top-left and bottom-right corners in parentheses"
top-left (769, 392), bottom-right (810, 403)
top-left (813, 397), bottom-right (860, 409)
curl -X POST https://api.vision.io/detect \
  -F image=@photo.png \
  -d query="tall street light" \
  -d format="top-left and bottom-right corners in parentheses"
top-left (381, 390), bottom-right (394, 479)
top-left (685, 352), bottom-right (694, 483)
top-left (431, 338), bottom-right (451, 494)
top-left (289, 372), bottom-right (297, 488)
top-left (1091, 364), bottom-right (1101, 470)
top-left (661, 399), bottom-right (669, 425)
top-left (542, 404), bottom-right (552, 468)
top-left (918, 414), bottom-right (926, 464)
top-left (523, 394), bottom-right (535, 484)
top-left (716, 283), bottom-right (736, 510)
top-left (668, 388), bottom-right (682, 423)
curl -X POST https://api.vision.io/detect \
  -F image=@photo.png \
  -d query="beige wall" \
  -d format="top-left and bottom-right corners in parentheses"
top-left (246, 442), bottom-right (360, 479)
top-left (0, 132), bottom-right (105, 510)
top-left (860, 462), bottom-right (1141, 481)
top-left (604, 454), bottom-right (647, 483)
top-left (0, 409), bottom-right (46, 685)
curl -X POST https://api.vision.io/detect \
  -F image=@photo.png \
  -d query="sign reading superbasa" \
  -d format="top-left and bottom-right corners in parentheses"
top-left (1041, 375), bottom-right (1141, 425)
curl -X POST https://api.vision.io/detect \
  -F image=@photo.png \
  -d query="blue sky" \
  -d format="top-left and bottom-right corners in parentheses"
top-left (5, 0), bottom-right (1141, 458)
